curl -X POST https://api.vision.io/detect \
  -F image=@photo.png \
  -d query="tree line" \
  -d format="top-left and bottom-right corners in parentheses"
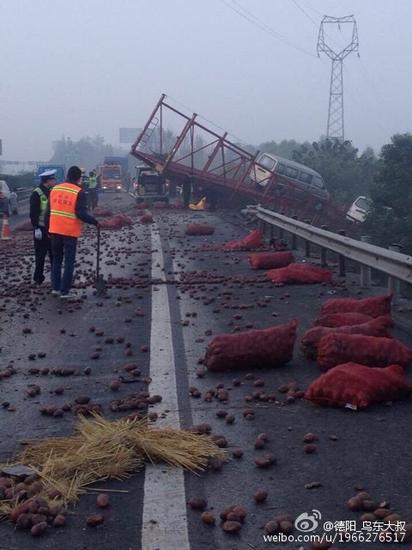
top-left (7, 130), bottom-right (412, 254)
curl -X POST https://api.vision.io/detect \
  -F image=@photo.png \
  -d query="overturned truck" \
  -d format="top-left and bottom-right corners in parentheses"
top-left (130, 94), bottom-right (349, 230)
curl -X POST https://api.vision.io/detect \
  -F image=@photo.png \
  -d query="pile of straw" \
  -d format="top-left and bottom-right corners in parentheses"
top-left (0, 415), bottom-right (224, 519)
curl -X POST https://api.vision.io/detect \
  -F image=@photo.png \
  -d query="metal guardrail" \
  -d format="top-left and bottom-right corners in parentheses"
top-left (251, 205), bottom-right (412, 293)
top-left (16, 188), bottom-right (32, 200)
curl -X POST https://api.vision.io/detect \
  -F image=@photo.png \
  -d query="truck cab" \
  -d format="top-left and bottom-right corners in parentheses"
top-left (134, 166), bottom-right (169, 204)
top-left (99, 164), bottom-right (122, 192)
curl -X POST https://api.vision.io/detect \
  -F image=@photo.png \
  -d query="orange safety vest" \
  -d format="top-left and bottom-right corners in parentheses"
top-left (49, 183), bottom-right (82, 237)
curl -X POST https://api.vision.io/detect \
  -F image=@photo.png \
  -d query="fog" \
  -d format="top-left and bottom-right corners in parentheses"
top-left (1, 0), bottom-right (411, 161)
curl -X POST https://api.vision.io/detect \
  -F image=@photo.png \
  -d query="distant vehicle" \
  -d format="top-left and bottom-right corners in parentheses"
top-left (0, 180), bottom-right (18, 215)
top-left (99, 164), bottom-right (122, 192)
top-left (134, 166), bottom-right (169, 203)
top-left (250, 153), bottom-right (329, 200)
top-left (104, 156), bottom-right (129, 181)
top-left (34, 164), bottom-right (65, 186)
top-left (346, 196), bottom-right (372, 223)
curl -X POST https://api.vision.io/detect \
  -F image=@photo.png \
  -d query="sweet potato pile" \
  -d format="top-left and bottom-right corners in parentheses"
top-left (248, 251), bottom-right (294, 270)
top-left (306, 363), bottom-right (412, 409)
top-left (317, 333), bottom-right (412, 371)
top-left (186, 224), bottom-right (215, 236)
top-left (267, 263), bottom-right (332, 285)
top-left (99, 213), bottom-right (133, 230)
top-left (223, 229), bottom-right (263, 251)
top-left (205, 320), bottom-right (297, 371)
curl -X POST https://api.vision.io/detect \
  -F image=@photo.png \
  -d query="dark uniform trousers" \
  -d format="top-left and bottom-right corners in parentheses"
top-left (33, 227), bottom-right (53, 284)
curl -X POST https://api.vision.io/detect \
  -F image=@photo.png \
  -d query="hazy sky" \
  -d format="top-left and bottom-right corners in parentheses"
top-left (2, 0), bottom-right (412, 160)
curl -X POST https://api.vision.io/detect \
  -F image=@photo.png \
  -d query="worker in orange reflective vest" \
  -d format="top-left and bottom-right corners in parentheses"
top-left (48, 166), bottom-right (98, 299)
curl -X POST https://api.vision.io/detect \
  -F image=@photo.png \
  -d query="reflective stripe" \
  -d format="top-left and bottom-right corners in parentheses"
top-left (50, 209), bottom-right (77, 219)
top-left (57, 186), bottom-right (79, 195)
top-left (34, 187), bottom-right (48, 227)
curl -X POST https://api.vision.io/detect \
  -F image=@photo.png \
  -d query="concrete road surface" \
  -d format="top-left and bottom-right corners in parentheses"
top-left (0, 191), bottom-right (411, 550)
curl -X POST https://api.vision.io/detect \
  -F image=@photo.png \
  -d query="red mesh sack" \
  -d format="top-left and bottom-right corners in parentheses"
top-left (320, 294), bottom-right (392, 318)
top-left (185, 223), bottom-right (215, 236)
top-left (205, 320), bottom-right (297, 372)
top-left (223, 229), bottom-right (263, 251)
top-left (302, 316), bottom-right (394, 359)
top-left (140, 212), bottom-right (153, 224)
top-left (93, 207), bottom-right (113, 217)
top-left (305, 363), bottom-right (412, 409)
top-left (99, 214), bottom-right (133, 230)
top-left (317, 332), bottom-right (412, 371)
top-left (267, 263), bottom-right (332, 285)
top-left (248, 251), bottom-right (294, 270)
top-left (315, 312), bottom-right (373, 327)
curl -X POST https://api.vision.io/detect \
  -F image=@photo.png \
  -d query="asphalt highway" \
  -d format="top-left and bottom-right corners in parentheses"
top-left (0, 191), bottom-right (411, 550)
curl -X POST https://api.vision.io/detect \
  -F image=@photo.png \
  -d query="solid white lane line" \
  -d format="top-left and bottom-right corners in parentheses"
top-left (141, 223), bottom-right (190, 550)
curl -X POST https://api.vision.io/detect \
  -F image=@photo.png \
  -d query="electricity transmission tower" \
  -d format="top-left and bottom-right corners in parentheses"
top-left (317, 15), bottom-right (359, 141)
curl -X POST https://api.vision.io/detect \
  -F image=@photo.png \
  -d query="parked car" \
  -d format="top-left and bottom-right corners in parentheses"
top-left (0, 180), bottom-right (18, 215)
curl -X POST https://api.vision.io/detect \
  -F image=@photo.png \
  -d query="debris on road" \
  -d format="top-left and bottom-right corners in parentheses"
top-left (0, 415), bottom-right (224, 536)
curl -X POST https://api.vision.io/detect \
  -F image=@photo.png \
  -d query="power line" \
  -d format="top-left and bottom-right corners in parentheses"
top-left (219, 0), bottom-right (317, 58)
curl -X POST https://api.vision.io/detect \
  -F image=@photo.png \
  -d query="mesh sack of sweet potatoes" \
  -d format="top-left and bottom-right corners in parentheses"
top-left (140, 212), bottom-right (153, 224)
top-left (222, 229), bottom-right (263, 251)
top-left (185, 224), bottom-right (215, 236)
top-left (248, 251), bottom-right (294, 270)
top-left (205, 319), bottom-right (298, 372)
top-left (315, 312), bottom-right (373, 327)
top-left (93, 207), bottom-right (113, 217)
top-left (305, 363), bottom-right (412, 409)
top-left (266, 263), bottom-right (332, 285)
top-left (317, 332), bottom-right (412, 371)
top-left (301, 316), bottom-right (393, 359)
top-left (320, 294), bottom-right (392, 318)
top-left (99, 213), bottom-right (133, 230)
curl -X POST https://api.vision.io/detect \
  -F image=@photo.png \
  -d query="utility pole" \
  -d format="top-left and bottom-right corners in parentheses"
top-left (317, 15), bottom-right (359, 142)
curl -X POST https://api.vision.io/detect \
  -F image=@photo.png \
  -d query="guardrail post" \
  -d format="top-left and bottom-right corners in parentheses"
top-left (320, 225), bottom-right (328, 267)
top-left (338, 230), bottom-right (346, 277)
top-left (303, 220), bottom-right (311, 257)
top-left (360, 236), bottom-right (372, 288)
top-left (388, 244), bottom-right (402, 296)
top-left (291, 216), bottom-right (298, 249)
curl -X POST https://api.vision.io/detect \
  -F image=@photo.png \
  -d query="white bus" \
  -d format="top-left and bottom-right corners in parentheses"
top-left (250, 152), bottom-right (329, 200)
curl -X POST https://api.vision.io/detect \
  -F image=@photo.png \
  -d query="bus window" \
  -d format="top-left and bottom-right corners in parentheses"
top-left (259, 154), bottom-right (276, 171)
top-left (298, 171), bottom-right (313, 184)
top-left (312, 175), bottom-right (325, 189)
top-left (286, 166), bottom-right (298, 179)
top-left (275, 163), bottom-right (287, 176)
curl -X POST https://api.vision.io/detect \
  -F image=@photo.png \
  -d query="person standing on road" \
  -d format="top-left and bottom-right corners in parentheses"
top-left (30, 169), bottom-right (56, 285)
top-left (87, 170), bottom-right (99, 210)
top-left (48, 166), bottom-right (99, 299)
